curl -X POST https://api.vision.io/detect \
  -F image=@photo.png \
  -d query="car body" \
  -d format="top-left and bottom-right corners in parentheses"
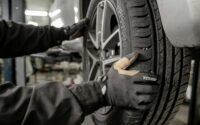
top-left (157, 0), bottom-right (200, 48)
top-left (50, 0), bottom-right (200, 49)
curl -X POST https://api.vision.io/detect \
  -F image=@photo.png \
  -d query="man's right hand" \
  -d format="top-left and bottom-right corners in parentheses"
top-left (63, 18), bottom-right (89, 40)
top-left (101, 52), bottom-right (159, 110)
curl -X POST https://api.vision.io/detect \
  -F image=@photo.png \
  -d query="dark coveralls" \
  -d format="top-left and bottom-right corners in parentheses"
top-left (0, 20), bottom-right (103, 125)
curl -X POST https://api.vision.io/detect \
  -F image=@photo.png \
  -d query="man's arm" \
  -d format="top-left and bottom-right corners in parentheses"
top-left (0, 20), bottom-right (67, 58)
top-left (0, 18), bottom-right (89, 58)
top-left (0, 82), bottom-right (86, 125)
top-left (0, 53), bottom-right (158, 125)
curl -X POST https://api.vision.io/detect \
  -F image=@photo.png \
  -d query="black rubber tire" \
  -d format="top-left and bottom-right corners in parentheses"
top-left (83, 0), bottom-right (192, 125)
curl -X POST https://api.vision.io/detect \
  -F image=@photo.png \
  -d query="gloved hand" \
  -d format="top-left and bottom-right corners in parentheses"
top-left (69, 53), bottom-right (159, 115)
top-left (100, 52), bottom-right (159, 110)
top-left (63, 18), bottom-right (89, 40)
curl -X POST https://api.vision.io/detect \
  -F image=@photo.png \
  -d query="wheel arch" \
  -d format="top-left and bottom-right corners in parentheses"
top-left (157, 0), bottom-right (200, 48)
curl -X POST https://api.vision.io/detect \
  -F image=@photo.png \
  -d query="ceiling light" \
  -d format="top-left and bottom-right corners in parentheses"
top-left (25, 10), bottom-right (48, 17)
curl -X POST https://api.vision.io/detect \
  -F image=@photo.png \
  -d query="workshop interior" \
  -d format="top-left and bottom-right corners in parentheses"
top-left (0, 0), bottom-right (200, 125)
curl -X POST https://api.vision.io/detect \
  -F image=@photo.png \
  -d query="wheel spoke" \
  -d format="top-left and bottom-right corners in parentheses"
top-left (102, 56), bottom-right (121, 74)
top-left (102, 29), bottom-right (120, 50)
top-left (88, 32), bottom-right (99, 49)
top-left (101, 1), bottom-right (109, 42)
top-left (88, 61), bottom-right (99, 81)
top-left (87, 49), bottom-right (99, 80)
top-left (103, 56), bottom-right (120, 66)
top-left (87, 49), bottom-right (99, 63)
top-left (96, 3), bottom-right (104, 44)
top-left (101, 1), bottom-right (114, 44)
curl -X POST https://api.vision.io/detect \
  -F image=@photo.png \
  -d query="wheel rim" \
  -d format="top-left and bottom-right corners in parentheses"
top-left (87, 0), bottom-right (121, 80)
top-left (86, 0), bottom-right (122, 115)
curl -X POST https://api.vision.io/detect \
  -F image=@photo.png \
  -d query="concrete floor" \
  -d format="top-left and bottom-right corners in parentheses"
top-left (82, 105), bottom-right (189, 125)
top-left (170, 105), bottom-right (189, 125)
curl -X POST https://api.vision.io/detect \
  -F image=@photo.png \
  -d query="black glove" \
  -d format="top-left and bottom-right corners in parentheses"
top-left (64, 18), bottom-right (89, 40)
top-left (69, 53), bottom-right (159, 116)
top-left (100, 52), bottom-right (159, 110)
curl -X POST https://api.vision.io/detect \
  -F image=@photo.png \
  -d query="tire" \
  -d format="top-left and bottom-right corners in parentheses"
top-left (83, 0), bottom-right (192, 125)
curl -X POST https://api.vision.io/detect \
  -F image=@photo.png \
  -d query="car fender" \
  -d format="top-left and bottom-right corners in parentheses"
top-left (157, 0), bottom-right (200, 48)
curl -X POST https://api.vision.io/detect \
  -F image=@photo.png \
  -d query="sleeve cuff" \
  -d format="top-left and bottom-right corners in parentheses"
top-left (69, 81), bottom-right (106, 115)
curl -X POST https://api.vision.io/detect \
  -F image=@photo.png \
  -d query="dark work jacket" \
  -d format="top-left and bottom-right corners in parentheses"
top-left (0, 20), bottom-right (104, 125)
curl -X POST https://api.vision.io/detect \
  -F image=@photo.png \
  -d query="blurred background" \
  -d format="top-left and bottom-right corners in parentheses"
top-left (0, 0), bottom-right (192, 125)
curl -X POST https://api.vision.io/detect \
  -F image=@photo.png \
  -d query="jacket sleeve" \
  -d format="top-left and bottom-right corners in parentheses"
top-left (0, 82), bottom-right (84, 125)
top-left (0, 20), bottom-right (67, 58)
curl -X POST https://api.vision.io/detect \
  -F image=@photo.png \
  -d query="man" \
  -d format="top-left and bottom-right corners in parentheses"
top-left (0, 18), bottom-right (159, 125)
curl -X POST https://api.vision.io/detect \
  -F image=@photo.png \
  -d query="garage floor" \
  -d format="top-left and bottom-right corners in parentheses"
top-left (82, 105), bottom-right (189, 125)
top-left (169, 105), bottom-right (188, 125)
